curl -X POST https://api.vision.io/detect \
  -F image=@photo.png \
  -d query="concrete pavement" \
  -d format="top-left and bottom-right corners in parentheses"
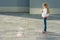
top-left (0, 13), bottom-right (60, 40)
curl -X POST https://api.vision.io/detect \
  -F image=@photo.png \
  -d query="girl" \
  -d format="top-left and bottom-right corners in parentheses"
top-left (41, 2), bottom-right (50, 33)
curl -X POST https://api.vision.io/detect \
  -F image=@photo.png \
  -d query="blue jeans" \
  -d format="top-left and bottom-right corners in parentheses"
top-left (43, 18), bottom-right (47, 32)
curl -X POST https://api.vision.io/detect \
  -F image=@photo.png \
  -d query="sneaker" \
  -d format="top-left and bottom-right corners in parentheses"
top-left (42, 31), bottom-right (46, 33)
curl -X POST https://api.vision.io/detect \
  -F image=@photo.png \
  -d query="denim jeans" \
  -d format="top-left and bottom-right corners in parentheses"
top-left (43, 18), bottom-right (47, 32)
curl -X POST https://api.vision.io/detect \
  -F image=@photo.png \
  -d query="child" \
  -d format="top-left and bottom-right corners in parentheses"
top-left (41, 2), bottom-right (50, 33)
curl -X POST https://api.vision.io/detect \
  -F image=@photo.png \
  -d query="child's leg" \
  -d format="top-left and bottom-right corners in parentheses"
top-left (43, 18), bottom-right (47, 32)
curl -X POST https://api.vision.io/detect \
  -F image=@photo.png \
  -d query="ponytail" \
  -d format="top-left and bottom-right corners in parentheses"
top-left (47, 7), bottom-right (50, 13)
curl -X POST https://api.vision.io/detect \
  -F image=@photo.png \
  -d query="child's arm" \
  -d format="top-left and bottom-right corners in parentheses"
top-left (40, 9), bottom-right (43, 13)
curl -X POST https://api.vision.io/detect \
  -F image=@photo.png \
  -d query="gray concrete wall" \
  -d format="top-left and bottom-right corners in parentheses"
top-left (0, 0), bottom-right (29, 12)
top-left (30, 0), bottom-right (60, 14)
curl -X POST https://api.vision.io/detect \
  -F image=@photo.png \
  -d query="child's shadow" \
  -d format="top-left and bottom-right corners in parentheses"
top-left (37, 31), bottom-right (60, 40)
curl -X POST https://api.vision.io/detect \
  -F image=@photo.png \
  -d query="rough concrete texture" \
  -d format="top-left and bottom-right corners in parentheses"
top-left (0, 13), bottom-right (60, 40)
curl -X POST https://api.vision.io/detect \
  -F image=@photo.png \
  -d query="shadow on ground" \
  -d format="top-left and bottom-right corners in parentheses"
top-left (36, 31), bottom-right (60, 40)
top-left (0, 12), bottom-right (60, 20)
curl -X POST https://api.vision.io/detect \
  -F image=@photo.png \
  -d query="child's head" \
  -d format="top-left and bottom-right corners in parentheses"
top-left (42, 2), bottom-right (48, 8)
top-left (42, 2), bottom-right (50, 13)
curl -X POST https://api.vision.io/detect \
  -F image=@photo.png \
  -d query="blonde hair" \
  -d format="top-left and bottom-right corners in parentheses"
top-left (42, 2), bottom-right (50, 13)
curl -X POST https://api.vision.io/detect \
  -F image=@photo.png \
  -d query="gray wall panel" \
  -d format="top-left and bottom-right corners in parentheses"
top-left (0, 0), bottom-right (29, 7)
top-left (30, 0), bottom-right (60, 8)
